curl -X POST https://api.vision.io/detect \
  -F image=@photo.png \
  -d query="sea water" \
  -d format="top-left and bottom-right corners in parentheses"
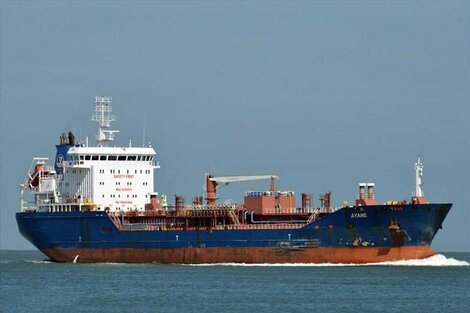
top-left (1, 251), bottom-right (468, 313)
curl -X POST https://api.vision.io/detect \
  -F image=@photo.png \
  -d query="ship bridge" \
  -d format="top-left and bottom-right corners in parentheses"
top-left (66, 146), bottom-right (158, 168)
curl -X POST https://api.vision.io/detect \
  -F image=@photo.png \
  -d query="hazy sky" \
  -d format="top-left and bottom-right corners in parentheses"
top-left (1, 1), bottom-right (468, 251)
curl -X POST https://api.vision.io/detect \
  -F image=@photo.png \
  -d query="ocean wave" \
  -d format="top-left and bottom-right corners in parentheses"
top-left (23, 260), bottom-right (53, 264)
top-left (95, 262), bottom-right (145, 266)
top-left (0, 259), bottom-right (53, 264)
top-left (185, 254), bottom-right (469, 267)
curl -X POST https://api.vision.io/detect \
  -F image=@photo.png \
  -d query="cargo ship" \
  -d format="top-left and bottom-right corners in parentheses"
top-left (16, 97), bottom-right (452, 263)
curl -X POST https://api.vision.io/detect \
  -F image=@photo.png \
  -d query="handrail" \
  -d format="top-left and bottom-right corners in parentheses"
top-left (250, 211), bottom-right (308, 224)
top-left (119, 223), bottom-right (304, 232)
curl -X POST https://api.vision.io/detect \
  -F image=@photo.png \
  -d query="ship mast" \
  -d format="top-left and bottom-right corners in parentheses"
top-left (91, 96), bottom-right (119, 147)
top-left (414, 156), bottom-right (424, 197)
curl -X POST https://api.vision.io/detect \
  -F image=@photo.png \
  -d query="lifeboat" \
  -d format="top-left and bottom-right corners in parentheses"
top-left (28, 164), bottom-right (49, 189)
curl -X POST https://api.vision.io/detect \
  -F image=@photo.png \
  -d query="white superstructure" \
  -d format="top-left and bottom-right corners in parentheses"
top-left (21, 96), bottom-right (161, 213)
top-left (60, 146), bottom-right (158, 211)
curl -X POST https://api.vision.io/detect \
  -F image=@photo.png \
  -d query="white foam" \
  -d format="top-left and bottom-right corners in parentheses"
top-left (24, 260), bottom-right (53, 264)
top-left (368, 254), bottom-right (469, 267)
top-left (185, 254), bottom-right (469, 267)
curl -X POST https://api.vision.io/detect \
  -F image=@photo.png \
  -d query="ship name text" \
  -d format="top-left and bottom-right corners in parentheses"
top-left (351, 213), bottom-right (367, 218)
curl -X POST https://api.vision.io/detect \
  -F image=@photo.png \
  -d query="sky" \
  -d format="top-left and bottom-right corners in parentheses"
top-left (0, 1), bottom-right (468, 251)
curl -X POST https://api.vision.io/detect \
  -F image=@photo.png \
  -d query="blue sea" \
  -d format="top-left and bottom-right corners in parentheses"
top-left (1, 250), bottom-right (469, 313)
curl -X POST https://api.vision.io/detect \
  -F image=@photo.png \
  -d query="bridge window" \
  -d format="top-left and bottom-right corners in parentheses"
top-left (118, 156), bottom-right (126, 161)
top-left (100, 155), bottom-right (107, 161)
top-left (85, 155), bottom-right (91, 160)
top-left (108, 155), bottom-right (117, 161)
top-left (128, 155), bottom-right (136, 161)
top-left (92, 155), bottom-right (99, 161)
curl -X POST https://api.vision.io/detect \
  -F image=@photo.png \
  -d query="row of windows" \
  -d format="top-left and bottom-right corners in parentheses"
top-left (104, 194), bottom-right (145, 198)
top-left (63, 181), bottom-right (147, 187)
top-left (108, 169), bottom-right (151, 174)
top-left (99, 182), bottom-right (148, 186)
top-left (73, 155), bottom-right (154, 161)
top-left (76, 169), bottom-right (152, 175)
top-left (113, 207), bottom-right (144, 211)
top-left (115, 182), bottom-right (135, 185)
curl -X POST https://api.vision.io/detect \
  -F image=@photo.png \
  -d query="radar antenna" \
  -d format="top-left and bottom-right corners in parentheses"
top-left (414, 155), bottom-right (424, 197)
top-left (91, 96), bottom-right (119, 146)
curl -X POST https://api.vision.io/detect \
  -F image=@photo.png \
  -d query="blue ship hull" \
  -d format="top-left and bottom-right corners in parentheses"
top-left (16, 203), bottom-right (451, 263)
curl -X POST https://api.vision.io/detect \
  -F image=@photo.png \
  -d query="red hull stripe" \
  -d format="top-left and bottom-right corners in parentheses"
top-left (42, 246), bottom-right (436, 264)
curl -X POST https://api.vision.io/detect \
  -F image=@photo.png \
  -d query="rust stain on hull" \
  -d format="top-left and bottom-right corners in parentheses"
top-left (42, 246), bottom-right (436, 264)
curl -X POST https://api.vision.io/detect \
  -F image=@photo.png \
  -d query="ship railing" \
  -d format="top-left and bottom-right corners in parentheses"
top-left (133, 205), bottom-right (240, 215)
top-left (178, 204), bottom-right (238, 211)
top-left (21, 206), bottom-right (37, 213)
top-left (129, 205), bottom-right (340, 214)
top-left (226, 224), bottom-right (304, 230)
top-left (295, 207), bottom-right (338, 214)
top-left (118, 222), bottom-right (305, 232)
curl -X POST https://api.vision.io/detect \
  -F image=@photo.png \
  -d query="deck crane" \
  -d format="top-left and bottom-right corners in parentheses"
top-left (205, 174), bottom-right (279, 206)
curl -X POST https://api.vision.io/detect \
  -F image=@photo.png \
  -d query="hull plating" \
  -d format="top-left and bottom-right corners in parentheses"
top-left (42, 246), bottom-right (436, 264)
top-left (16, 203), bottom-right (451, 264)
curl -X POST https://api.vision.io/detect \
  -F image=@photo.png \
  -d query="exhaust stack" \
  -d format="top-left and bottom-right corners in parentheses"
top-left (356, 182), bottom-right (378, 206)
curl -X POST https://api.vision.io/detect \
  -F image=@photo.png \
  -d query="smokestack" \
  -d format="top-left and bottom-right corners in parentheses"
top-left (175, 195), bottom-right (185, 212)
top-left (301, 193), bottom-right (312, 210)
top-left (366, 183), bottom-right (375, 199)
top-left (359, 183), bottom-right (366, 200)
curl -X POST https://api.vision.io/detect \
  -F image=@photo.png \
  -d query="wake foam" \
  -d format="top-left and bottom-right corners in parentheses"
top-left (0, 260), bottom-right (52, 264)
top-left (24, 260), bottom-right (53, 264)
top-left (365, 254), bottom-right (469, 267)
top-left (186, 254), bottom-right (469, 267)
